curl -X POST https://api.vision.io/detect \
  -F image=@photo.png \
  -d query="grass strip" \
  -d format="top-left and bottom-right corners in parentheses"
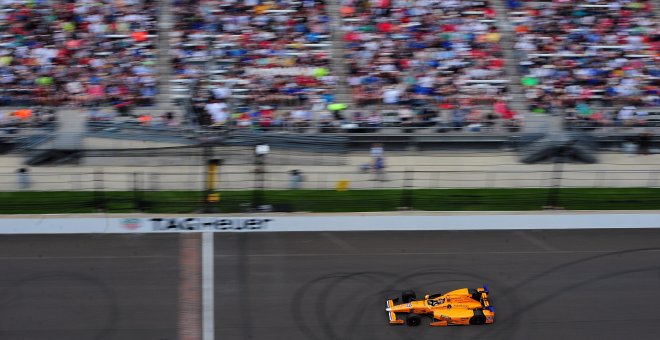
top-left (0, 188), bottom-right (659, 214)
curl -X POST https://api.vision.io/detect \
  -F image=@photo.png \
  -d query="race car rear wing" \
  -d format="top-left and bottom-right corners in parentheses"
top-left (481, 293), bottom-right (491, 308)
top-left (386, 299), bottom-right (404, 324)
top-left (480, 285), bottom-right (491, 308)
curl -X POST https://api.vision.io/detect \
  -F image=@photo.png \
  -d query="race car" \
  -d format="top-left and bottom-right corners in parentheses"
top-left (386, 286), bottom-right (494, 326)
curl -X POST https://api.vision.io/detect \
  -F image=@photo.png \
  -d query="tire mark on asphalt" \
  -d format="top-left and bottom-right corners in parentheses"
top-left (513, 231), bottom-right (560, 252)
top-left (292, 267), bottom-right (518, 340)
top-left (321, 232), bottom-right (356, 251)
top-left (482, 265), bottom-right (660, 340)
top-left (0, 271), bottom-right (118, 340)
top-left (504, 247), bottom-right (660, 293)
top-left (470, 248), bottom-right (660, 340)
top-left (291, 272), bottom-right (390, 340)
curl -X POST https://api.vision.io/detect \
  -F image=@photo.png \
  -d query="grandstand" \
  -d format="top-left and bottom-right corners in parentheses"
top-left (0, 0), bottom-right (657, 141)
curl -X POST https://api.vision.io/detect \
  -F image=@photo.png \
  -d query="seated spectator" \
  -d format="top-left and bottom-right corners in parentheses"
top-left (205, 100), bottom-right (229, 127)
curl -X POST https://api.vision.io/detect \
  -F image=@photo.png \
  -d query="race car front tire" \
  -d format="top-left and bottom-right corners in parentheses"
top-left (402, 290), bottom-right (416, 303)
top-left (469, 310), bottom-right (486, 325)
top-left (406, 314), bottom-right (421, 326)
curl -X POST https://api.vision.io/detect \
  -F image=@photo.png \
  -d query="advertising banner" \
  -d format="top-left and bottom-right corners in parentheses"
top-left (0, 213), bottom-right (659, 234)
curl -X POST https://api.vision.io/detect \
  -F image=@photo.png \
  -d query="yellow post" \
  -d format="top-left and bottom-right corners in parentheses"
top-left (207, 159), bottom-right (219, 190)
top-left (206, 159), bottom-right (222, 203)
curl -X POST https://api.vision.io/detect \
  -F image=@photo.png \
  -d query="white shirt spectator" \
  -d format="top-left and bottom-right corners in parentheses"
top-left (618, 106), bottom-right (635, 121)
top-left (370, 145), bottom-right (383, 158)
top-left (205, 103), bottom-right (228, 124)
top-left (291, 109), bottom-right (311, 121)
top-left (419, 75), bottom-right (434, 88)
top-left (383, 88), bottom-right (400, 104)
top-left (212, 86), bottom-right (231, 99)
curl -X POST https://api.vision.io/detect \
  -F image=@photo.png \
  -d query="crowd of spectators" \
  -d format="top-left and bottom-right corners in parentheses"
top-left (340, 0), bottom-right (507, 107)
top-left (511, 0), bottom-right (660, 114)
top-left (0, 0), bottom-right (159, 107)
top-left (170, 0), bottom-right (336, 108)
top-left (188, 96), bottom-right (523, 133)
top-left (564, 105), bottom-right (660, 130)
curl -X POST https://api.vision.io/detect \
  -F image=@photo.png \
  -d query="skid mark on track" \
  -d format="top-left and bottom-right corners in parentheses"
top-left (513, 231), bottom-right (560, 252)
top-left (470, 247), bottom-right (660, 340)
top-left (505, 247), bottom-right (660, 293)
top-left (321, 232), bottom-right (356, 251)
top-left (482, 265), bottom-right (660, 340)
top-left (290, 248), bottom-right (660, 340)
top-left (0, 271), bottom-right (118, 340)
top-left (291, 268), bottom-right (517, 340)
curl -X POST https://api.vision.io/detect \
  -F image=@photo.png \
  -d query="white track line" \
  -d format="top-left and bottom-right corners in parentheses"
top-left (202, 232), bottom-right (215, 340)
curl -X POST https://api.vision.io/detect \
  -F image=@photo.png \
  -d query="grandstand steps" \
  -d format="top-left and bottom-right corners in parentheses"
top-left (46, 109), bottom-right (86, 150)
top-left (491, 0), bottom-right (526, 110)
top-left (491, 0), bottom-right (565, 135)
top-left (155, 0), bottom-right (176, 111)
top-left (327, 0), bottom-right (352, 104)
top-left (16, 109), bottom-right (86, 166)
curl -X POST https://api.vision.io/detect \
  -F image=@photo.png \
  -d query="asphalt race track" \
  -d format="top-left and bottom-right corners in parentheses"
top-left (0, 229), bottom-right (660, 340)
top-left (0, 234), bottom-right (179, 340)
top-left (215, 229), bottom-right (660, 340)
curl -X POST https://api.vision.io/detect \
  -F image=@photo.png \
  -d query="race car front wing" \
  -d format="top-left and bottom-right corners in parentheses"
top-left (386, 299), bottom-right (404, 324)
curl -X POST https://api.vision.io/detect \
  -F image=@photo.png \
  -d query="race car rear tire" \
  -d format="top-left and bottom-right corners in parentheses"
top-left (406, 314), bottom-right (421, 326)
top-left (469, 310), bottom-right (486, 325)
top-left (468, 288), bottom-right (481, 301)
top-left (402, 290), bottom-right (416, 303)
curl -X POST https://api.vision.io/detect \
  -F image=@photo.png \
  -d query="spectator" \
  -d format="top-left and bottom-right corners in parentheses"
top-left (370, 143), bottom-right (385, 180)
top-left (205, 100), bottom-right (229, 127)
top-left (16, 168), bottom-right (29, 189)
top-left (637, 132), bottom-right (653, 155)
top-left (289, 169), bottom-right (303, 189)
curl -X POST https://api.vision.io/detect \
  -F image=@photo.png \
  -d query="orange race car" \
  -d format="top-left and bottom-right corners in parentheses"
top-left (386, 286), bottom-right (494, 326)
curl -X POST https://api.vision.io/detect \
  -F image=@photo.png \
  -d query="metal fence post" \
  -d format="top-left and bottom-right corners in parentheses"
top-left (201, 146), bottom-right (212, 213)
top-left (94, 169), bottom-right (105, 211)
top-left (545, 149), bottom-right (565, 209)
top-left (133, 172), bottom-right (144, 211)
top-left (252, 149), bottom-right (266, 210)
top-left (400, 168), bottom-right (413, 210)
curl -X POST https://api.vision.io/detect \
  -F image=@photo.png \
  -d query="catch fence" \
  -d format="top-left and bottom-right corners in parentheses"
top-left (1, 153), bottom-right (659, 213)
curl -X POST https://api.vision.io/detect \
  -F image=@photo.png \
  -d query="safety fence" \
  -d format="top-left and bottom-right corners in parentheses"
top-left (1, 166), bottom-right (660, 214)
